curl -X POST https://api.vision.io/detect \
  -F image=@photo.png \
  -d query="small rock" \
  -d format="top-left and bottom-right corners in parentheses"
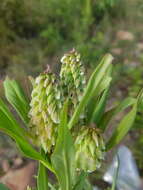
top-left (2, 160), bottom-right (10, 173)
top-left (13, 157), bottom-right (23, 168)
top-left (137, 43), bottom-right (143, 50)
top-left (111, 48), bottom-right (122, 55)
top-left (0, 162), bottom-right (36, 190)
top-left (116, 30), bottom-right (134, 41)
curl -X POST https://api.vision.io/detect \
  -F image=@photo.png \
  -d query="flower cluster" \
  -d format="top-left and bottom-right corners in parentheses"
top-left (29, 69), bottom-right (61, 153)
top-left (60, 49), bottom-right (86, 107)
top-left (29, 49), bottom-right (105, 172)
top-left (75, 127), bottom-right (105, 172)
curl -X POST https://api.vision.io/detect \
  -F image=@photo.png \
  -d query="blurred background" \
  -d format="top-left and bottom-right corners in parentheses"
top-left (0, 0), bottom-right (143, 189)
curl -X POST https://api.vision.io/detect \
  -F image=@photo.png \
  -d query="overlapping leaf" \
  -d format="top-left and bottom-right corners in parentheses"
top-left (88, 63), bottom-right (112, 124)
top-left (4, 78), bottom-right (30, 125)
top-left (0, 98), bottom-right (54, 173)
top-left (106, 99), bottom-right (138, 150)
top-left (99, 97), bottom-right (136, 131)
top-left (51, 101), bottom-right (75, 190)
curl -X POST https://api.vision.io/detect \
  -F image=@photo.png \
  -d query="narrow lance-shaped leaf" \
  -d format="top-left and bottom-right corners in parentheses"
top-left (87, 75), bottom-right (112, 123)
top-left (106, 100), bottom-right (137, 150)
top-left (68, 54), bottom-right (113, 129)
top-left (51, 101), bottom-right (75, 190)
top-left (0, 98), bottom-right (28, 137)
top-left (99, 97), bottom-right (136, 131)
top-left (87, 63), bottom-right (112, 123)
top-left (0, 123), bottom-right (55, 173)
top-left (91, 85), bottom-right (110, 125)
top-left (4, 78), bottom-right (30, 125)
top-left (0, 98), bottom-right (55, 173)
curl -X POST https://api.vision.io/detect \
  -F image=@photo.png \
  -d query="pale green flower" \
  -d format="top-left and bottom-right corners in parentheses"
top-left (60, 49), bottom-right (86, 112)
top-left (75, 126), bottom-right (105, 172)
top-left (29, 68), bottom-right (61, 153)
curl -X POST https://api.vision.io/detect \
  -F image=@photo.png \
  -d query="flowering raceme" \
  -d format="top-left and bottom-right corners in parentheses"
top-left (29, 68), bottom-right (61, 153)
top-left (75, 127), bottom-right (105, 172)
top-left (60, 49), bottom-right (86, 117)
top-left (29, 49), bottom-right (105, 172)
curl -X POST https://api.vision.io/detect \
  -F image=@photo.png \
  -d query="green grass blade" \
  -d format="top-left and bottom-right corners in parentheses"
top-left (106, 100), bottom-right (137, 150)
top-left (68, 54), bottom-right (113, 129)
top-left (4, 78), bottom-right (30, 125)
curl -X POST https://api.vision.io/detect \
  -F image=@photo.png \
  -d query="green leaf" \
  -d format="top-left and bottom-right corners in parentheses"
top-left (37, 150), bottom-right (49, 190)
top-left (99, 97), bottom-right (136, 131)
top-left (0, 184), bottom-right (10, 190)
top-left (68, 54), bottom-right (113, 129)
top-left (4, 78), bottom-right (30, 125)
top-left (91, 85), bottom-right (110, 125)
top-left (0, 99), bottom-right (54, 173)
top-left (87, 62), bottom-right (112, 124)
top-left (106, 100), bottom-right (137, 150)
top-left (89, 64), bottom-right (112, 124)
top-left (0, 98), bottom-right (27, 137)
top-left (51, 101), bottom-right (75, 190)
top-left (87, 75), bottom-right (112, 123)
top-left (1, 126), bottom-right (54, 173)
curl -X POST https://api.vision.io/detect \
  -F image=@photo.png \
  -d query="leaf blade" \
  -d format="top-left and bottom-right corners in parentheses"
top-left (106, 100), bottom-right (137, 150)
top-left (51, 101), bottom-right (75, 190)
top-left (99, 97), bottom-right (136, 131)
top-left (4, 78), bottom-right (30, 125)
top-left (0, 99), bottom-right (54, 173)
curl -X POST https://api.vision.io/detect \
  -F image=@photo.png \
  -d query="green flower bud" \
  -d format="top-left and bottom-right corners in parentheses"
top-left (74, 127), bottom-right (105, 172)
top-left (60, 49), bottom-right (86, 110)
top-left (29, 67), bottom-right (61, 153)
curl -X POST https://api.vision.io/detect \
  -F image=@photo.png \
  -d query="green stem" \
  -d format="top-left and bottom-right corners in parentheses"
top-left (37, 150), bottom-right (49, 190)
